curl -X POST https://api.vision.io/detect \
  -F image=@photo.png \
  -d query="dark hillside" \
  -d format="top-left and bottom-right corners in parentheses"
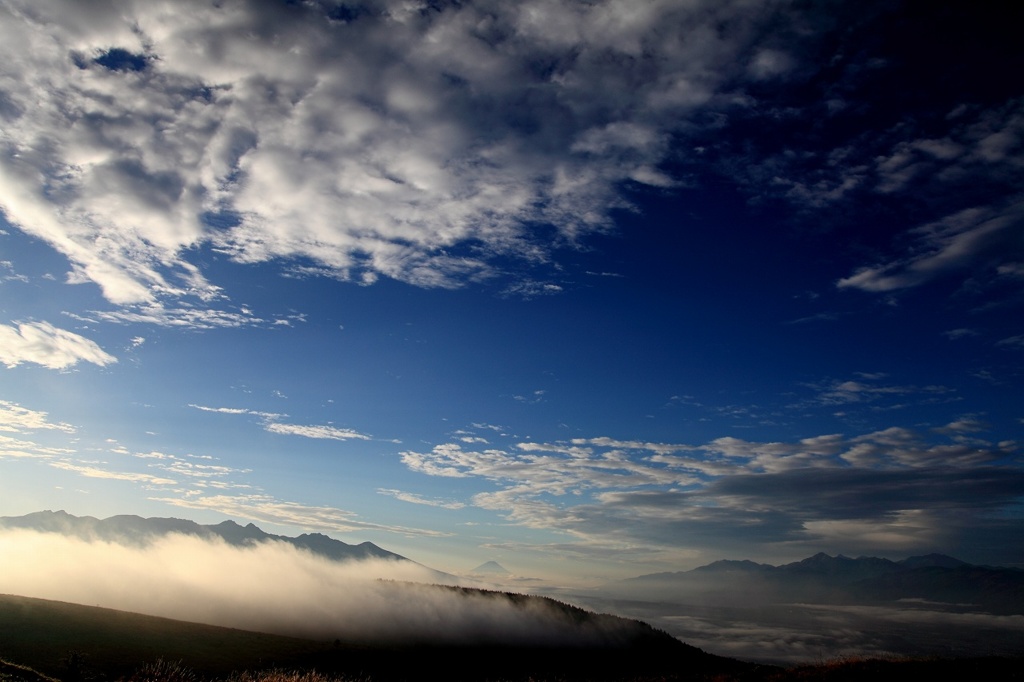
top-left (0, 594), bottom-right (332, 679)
top-left (0, 593), bottom-right (758, 682)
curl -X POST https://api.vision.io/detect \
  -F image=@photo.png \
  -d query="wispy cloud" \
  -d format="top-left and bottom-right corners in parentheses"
top-left (501, 281), bottom-right (564, 299)
top-left (0, 321), bottom-right (116, 369)
top-left (48, 460), bottom-right (177, 486)
top-left (0, 260), bottom-right (28, 283)
top-left (809, 375), bottom-right (951, 407)
top-left (144, 455), bottom-right (250, 482)
top-left (0, 401), bottom-right (254, 496)
top-left (838, 201), bottom-right (1024, 293)
top-left (0, 434), bottom-right (75, 460)
top-left (0, 400), bottom-right (76, 433)
top-left (0, 401), bottom-right (407, 537)
top-left (152, 493), bottom-right (450, 538)
top-left (943, 328), bottom-right (979, 340)
top-left (934, 417), bottom-right (988, 435)
top-left (189, 403), bottom-right (372, 441)
top-left (377, 488), bottom-right (465, 510)
top-left (188, 404), bottom-right (282, 420)
top-left (86, 305), bottom-right (266, 329)
top-left (996, 334), bottom-right (1024, 349)
top-left (265, 423), bottom-right (372, 441)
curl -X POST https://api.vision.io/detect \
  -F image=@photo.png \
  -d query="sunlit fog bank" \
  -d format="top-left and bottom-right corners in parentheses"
top-left (0, 529), bottom-right (634, 646)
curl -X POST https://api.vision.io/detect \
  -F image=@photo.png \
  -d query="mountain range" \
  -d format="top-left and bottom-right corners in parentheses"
top-left (6, 511), bottom-right (1022, 616)
top-left (605, 551), bottom-right (1024, 614)
top-left (0, 509), bottom-right (406, 563)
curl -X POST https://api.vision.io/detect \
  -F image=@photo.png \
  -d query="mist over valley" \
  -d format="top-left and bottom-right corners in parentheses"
top-left (2, 511), bottom-right (1021, 666)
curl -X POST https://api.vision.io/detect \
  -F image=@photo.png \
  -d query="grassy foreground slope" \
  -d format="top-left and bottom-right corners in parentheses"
top-left (0, 592), bottom-right (755, 682)
top-left (6, 593), bottom-right (1019, 682)
top-left (0, 594), bottom-right (336, 679)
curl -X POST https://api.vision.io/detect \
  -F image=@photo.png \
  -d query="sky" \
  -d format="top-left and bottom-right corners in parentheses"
top-left (0, 0), bottom-right (1022, 584)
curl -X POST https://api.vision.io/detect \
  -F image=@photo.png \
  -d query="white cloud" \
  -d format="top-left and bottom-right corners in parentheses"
top-left (0, 0), bottom-right (786, 314)
top-left (265, 422), bottom-right (372, 441)
top-left (747, 49), bottom-right (793, 79)
top-left (0, 260), bottom-right (28, 283)
top-left (189, 404), bottom-right (374, 444)
top-left (0, 400), bottom-right (76, 433)
top-left (935, 417), bottom-right (987, 434)
top-left (0, 433), bottom-right (75, 460)
top-left (48, 460), bottom-right (177, 486)
top-left (399, 427), bottom-right (1022, 555)
top-left (188, 403), bottom-right (283, 420)
top-left (501, 281), bottom-right (565, 299)
top-left (943, 328), bottom-right (979, 340)
top-left (87, 305), bottom-right (264, 329)
top-left (0, 321), bottom-right (116, 369)
top-left (996, 334), bottom-right (1024, 349)
top-left (377, 488), bottom-right (466, 510)
top-left (400, 439), bottom-right (707, 534)
top-left (149, 458), bottom-right (247, 480)
top-left (810, 375), bottom-right (950, 406)
top-left (152, 493), bottom-right (450, 538)
top-left (838, 201), bottom-right (1024, 292)
top-left (190, 405), bottom-right (251, 415)
top-left (130, 451), bottom-right (173, 459)
top-left (997, 262), bottom-right (1024, 278)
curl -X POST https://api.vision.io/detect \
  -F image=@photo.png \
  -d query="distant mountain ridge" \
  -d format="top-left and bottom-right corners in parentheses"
top-left (0, 510), bottom-right (405, 563)
top-left (609, 551), bottom-right (1024, 615)
top-left (471, 561), bottom-right (510, 575)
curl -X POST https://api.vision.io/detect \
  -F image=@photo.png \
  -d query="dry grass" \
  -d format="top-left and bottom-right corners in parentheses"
top-left (107, 655), bottom-right (1023, 682)
top-left (123, 666), bottom-right (367, 682)
top-left (0, 659), bottom-right (60, 682)
top-left (2, 654), bottom-right (1016, 682)
top-left (229, 672), bottom-right (360, 682)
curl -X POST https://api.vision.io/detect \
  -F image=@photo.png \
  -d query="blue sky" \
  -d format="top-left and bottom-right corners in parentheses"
top-left (0, 0), bottom-right (1022, 582)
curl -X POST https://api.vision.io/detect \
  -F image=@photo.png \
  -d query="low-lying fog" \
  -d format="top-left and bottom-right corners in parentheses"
top-left (564, 595), bottom-right (1024, 664)
top-left (0, 529), bottom-right (626, 647)
top-left (4, 528), bottom-right (1022, 663)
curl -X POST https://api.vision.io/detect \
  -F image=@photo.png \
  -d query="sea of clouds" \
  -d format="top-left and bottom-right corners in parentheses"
top-left (0, 528), bottom-right (633, 646)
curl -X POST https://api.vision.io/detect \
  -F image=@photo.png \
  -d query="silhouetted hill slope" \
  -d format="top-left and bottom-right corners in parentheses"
top-left (610, 552), bottom-right (1024, 613)
top-left (0, 593), bottom-right (332, 679)
top-left (0, 592), bottom-right (757, 682)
